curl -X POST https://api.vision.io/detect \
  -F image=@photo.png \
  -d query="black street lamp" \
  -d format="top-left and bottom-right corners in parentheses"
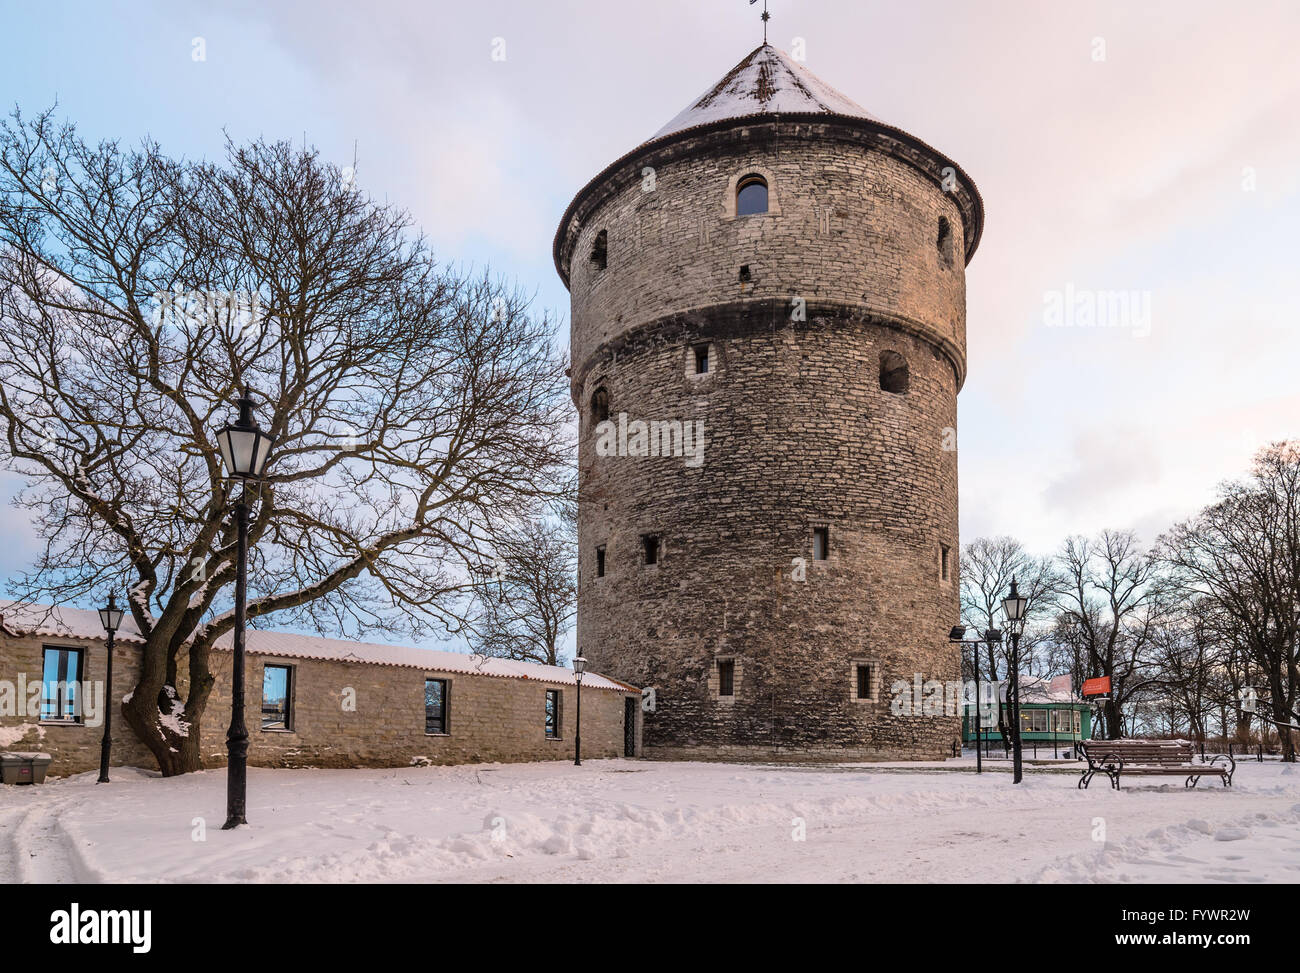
top-left (214, 386), bottom-right (275, 830)
top-left (1002, 577), bottom-right (1029, 784)
top-left (96, 592), bottom-right (124, 784)
top-left (573, 655), bottom-right (586, 766)
top-left (950, 625), bottom-right (1002, 775)
top-left (948, 626), bottom-right (977, 773)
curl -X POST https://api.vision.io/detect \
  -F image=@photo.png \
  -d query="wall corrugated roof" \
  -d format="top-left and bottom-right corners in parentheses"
top-left (0, 602), bottom-right (636, 694)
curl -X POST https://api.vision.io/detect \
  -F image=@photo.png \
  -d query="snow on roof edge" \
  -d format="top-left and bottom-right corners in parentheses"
top-left (0, 602), bottom-right (637, 694)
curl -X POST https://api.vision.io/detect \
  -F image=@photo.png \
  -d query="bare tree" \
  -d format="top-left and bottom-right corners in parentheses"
top-left (467, 498), bottom-right (577, 666)
top-left (1043, 613), bottom-right (1091, 713)
top-left (1159, 442), bottom-right (1300, 759)
top-left (0, 109), bottom-right (570, 774)
top-left (1054, 530), bottom-right (1158, 739)
top-left (958, 536), bottom-right (1059, 745)
top-left (1139, 597), bottom-right (1227, 746)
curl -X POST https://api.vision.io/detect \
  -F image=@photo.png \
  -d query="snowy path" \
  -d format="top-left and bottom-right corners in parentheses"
top-left (2, 759), bottom-right (1299, 882)
top-left (0, 795), bottom-right (89, 883)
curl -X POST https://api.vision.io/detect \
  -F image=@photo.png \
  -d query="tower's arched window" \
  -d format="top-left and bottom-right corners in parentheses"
top-left (937, 216), bottom-right (953, 267)
top-left (879, 351), bottom-right (909, 395)
top-left (736, 175), bottom-right (769, 216)
top-left (589, 229), bottom-right (608, 271)
top-left (590, 387), bottom-right (610, 424)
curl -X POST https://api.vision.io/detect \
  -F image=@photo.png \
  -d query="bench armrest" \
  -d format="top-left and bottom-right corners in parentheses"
top-left (1207, 751), bottom-right (1235, 776)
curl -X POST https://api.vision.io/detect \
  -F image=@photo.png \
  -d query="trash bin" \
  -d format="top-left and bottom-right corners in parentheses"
top-left (0, 752), bottom-right (53, 785)
top-left (0, 752), bottom-right (25, 785)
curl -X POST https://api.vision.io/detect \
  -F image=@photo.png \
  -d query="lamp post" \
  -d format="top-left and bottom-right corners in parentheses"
top-left (214, 386), bottom-right (275, 830)
top-left (96, 592), bottom-right (124, 784)
top-left (1002, 577), bottom-right (1029, 784)
top-left (948, 626), bottom-right (978, 773)
top-left (573, 655), bottom-right (586, 766)
top-left (984, 629), bottom-right (1002, 766)
top-left (949, 625), bottom-right (1002, 775)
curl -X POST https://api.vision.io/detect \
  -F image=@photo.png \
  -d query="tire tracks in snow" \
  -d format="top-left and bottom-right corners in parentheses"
top-left (3, 795), bottom-right (92, 883)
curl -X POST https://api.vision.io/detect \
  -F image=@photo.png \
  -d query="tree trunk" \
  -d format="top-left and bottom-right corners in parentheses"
top-left (1264, 669), bottom-right (1296, 761)
top-left (1107, 697), bottom-right (1124, 739)
top-left (996, 697), bottom-right (1010, 754)
top-left (121, 676), bottom-right (210, 776)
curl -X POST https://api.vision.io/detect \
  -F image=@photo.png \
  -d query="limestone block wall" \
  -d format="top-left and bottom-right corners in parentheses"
top-left (559, 119), bottom-right (975, 396)
top-left (574, 309), bottom-right (961, 760)
top-left (197, 652), bottom-right (634, 770)
top-left (0, 632), bottom-right (155, 775)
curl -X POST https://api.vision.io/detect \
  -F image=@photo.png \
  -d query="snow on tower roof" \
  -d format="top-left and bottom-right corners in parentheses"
top-left (0, 601), bottom-right (636, 694)
top-left (554, 43), bottom-right (985, 285)
top-left (650, 43), bottom-right (880, 141)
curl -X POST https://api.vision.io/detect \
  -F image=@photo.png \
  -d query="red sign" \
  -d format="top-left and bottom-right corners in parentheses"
top-left (1081, 677), bottom-right (1111, 697)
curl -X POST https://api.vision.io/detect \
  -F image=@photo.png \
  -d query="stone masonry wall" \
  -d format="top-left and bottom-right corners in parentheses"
top-left (561, 119), bottom-right (971, 393)
top-left (575, 310), bottom-right (961, 760)
top-left (195, 652), bottom-right (634, 770)
top-left (0, 632), bottom-right (155, 775)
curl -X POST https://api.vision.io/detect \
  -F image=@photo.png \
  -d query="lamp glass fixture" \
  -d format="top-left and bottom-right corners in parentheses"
top-left (98, 592), bottom-right (124, 633)
top-left (215, 387), bottom-right (275, 479)
top-left (1002, 579), bottom-right (1028, 625)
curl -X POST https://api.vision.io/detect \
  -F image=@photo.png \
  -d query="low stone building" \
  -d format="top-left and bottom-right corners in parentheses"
top-left (0, 603), bottom-right (640, 778)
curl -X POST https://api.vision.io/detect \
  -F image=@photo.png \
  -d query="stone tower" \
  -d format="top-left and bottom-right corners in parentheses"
top-left (555, 45), bottom-right (984, 760)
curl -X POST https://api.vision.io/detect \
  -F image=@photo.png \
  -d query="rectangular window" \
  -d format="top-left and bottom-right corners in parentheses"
top-left (596, 545), bottom-right (606, 578)
top-left (694, 344), bottom-right (710, 374)
top-left (1021, 709), bottom-right (1049, 733)
top-left (718, 659), bottom-right (735, 697)
top-left (425, 678), bottom-right (449, 734)
top-left (812, 526), bottom-right (829, 561)
top-left (856, 664), bottom-right (872, 700)
top-left (41, 647), bottom-right (84, 722)
top-left (940, 544), bottom-right (951, 581)
top-left (643, 534), bottom-right (660, 565)
top-left (545, 689), bottom-right (561, 738)
top-left (261, 664), bottom-right (293, 731)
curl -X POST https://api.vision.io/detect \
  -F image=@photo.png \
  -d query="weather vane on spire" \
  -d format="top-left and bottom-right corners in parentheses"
top-left (749, 0), bottom-right (770, 44)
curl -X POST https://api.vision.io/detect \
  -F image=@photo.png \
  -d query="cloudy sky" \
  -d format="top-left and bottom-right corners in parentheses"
top-left (2, 0), bottom-right (1297, 599)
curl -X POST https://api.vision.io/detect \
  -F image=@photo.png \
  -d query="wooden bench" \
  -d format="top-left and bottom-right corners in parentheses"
top-left (1077, 739), bottom-right (1234, 790)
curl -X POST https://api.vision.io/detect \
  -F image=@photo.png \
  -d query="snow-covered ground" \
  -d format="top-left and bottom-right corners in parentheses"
top-left (2, 758), bottom-right (1299, 883)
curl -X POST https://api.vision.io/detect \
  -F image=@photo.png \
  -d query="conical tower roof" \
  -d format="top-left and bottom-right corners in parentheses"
top-left (554, 44), bottom-right (984, 284)
top-left (650, 44), bottom-right (879, 141)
